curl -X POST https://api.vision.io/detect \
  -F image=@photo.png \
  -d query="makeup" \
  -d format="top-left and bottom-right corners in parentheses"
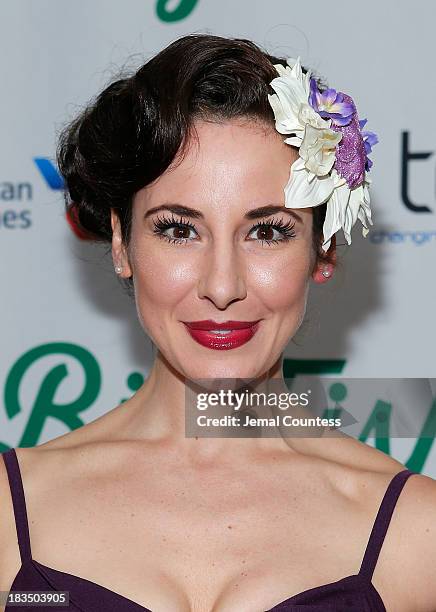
top-left (183, 320), bottom-right (261, 350)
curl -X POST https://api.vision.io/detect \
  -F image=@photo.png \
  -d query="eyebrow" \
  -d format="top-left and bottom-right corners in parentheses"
top-left (143, 203), bottom-right (303, 223)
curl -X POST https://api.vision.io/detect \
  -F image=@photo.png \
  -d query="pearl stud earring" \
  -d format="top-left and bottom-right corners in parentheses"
top-left (115, 265), bottom-right (123, 274)
top-left (322, 267), bottom-right (331, 278)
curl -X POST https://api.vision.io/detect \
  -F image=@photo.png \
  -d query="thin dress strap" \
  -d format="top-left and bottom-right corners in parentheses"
top-left (359, 468), bottom-right (416, 580)
top-left (2, 448), bottom-right (32, 562)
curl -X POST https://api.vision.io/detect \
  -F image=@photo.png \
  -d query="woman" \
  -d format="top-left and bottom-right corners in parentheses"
top-left (1, 34), bottom-right (436, 612)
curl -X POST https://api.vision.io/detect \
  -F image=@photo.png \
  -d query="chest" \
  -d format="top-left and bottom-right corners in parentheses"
top-left (26, 470), bottom-right (369, 611)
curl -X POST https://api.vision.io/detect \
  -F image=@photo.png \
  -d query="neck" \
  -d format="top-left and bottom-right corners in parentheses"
top-left (115, 350), bottom-right (296, 463)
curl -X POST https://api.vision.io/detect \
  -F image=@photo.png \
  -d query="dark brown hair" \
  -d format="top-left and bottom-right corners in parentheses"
top-left (57, 34), bottom-right (335, 290)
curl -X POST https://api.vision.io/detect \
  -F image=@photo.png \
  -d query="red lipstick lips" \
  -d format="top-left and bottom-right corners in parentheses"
top-left (183, 319), bottom-right (261, 350)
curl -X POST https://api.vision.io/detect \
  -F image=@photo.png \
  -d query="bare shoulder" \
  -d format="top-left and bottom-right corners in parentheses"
top-left (0, 420), bottom-right (116, 606)
top-left (0, 444), bottom-right (66, 598)
top-left (296, 432), bottom-right (436, 610)
top-left (292, 427), bottom-right (406, 473)
top-left (325, 440), bottom-right (436, 612)
top-left (0, 444), bottom-right (62, 608)
top-left (386, 467), bottom-right (436, 612)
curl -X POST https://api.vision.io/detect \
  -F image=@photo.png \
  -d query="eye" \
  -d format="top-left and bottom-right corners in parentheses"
top-left (247, 217), bottom-right (297, 246)
top-left (151, 214), bottom-right (297, 246)
top-left (152, 214), bottom-right (199, 245)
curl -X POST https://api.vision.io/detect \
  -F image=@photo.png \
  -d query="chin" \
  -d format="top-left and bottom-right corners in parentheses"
top-left (177, 354), bottom-right (272, 383)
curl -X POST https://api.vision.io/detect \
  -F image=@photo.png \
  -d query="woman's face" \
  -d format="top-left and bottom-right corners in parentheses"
top-left (112, 118), bottom-right (323, 379)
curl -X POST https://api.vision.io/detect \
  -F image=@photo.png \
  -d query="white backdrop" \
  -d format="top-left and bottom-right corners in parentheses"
top-left (1, 0), bottom-right (435, 475)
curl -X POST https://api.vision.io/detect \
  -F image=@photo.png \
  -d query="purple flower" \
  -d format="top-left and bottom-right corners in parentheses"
top-left (359, 118), bottom-right (379, 172)
top-left (329, 93), bottom-right (367, 188)
top-left (309, 78), bottom-right (355, 127)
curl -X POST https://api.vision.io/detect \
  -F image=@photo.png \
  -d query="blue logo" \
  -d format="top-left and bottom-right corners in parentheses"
top-left (369, 229), bottom-right (436, 245)
top-left (33, 158), bottom-right (64, 190)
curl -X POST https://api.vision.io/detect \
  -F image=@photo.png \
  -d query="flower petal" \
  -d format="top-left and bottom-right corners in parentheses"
top-left (284, 157), bottom-right (336, 209)
top-left (364, 130), bottom-right (379, 147)
top-left (321, 188), bottom-right (346, 251)
top-left (300, 124), bottom-right (342, 176)
top-left (320, 178), bottom-right (374, 251)
top-left (284, 135), bottom-right (302, 147)
top-left (323, 88), bottom-right (338, 106)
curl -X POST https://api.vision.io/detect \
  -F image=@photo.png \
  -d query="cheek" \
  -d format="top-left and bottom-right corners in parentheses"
top-left (130, 244), bottom-right (197, 308)
top-left (247, 246), bottom-right (312, 312)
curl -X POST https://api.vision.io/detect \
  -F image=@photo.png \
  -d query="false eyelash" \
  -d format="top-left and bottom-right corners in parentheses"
top-left (151, 213), bottom-right (297, 245)
top-left (249, 217), bottom-right (297, 244)
top-left (152, 213), bottom-right (198, 244)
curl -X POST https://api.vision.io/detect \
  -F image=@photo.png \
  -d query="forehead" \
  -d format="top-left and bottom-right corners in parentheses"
top-left (135, 118), bottom-right (299, 213)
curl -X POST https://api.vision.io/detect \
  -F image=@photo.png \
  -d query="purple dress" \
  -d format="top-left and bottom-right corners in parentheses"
top-left (2, 447), bottom-right (416, 611)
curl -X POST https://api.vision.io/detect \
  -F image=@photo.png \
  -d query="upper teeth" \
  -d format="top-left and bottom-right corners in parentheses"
top-left (210, 329), bottom-right (232, 334)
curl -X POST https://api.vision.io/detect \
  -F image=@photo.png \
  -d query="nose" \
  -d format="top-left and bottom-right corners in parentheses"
top-left (197, 240), bottom-right (247, 309)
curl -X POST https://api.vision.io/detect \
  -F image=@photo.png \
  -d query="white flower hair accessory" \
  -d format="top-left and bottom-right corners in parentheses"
top-left (268, 57), bottom-right (378, 252)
